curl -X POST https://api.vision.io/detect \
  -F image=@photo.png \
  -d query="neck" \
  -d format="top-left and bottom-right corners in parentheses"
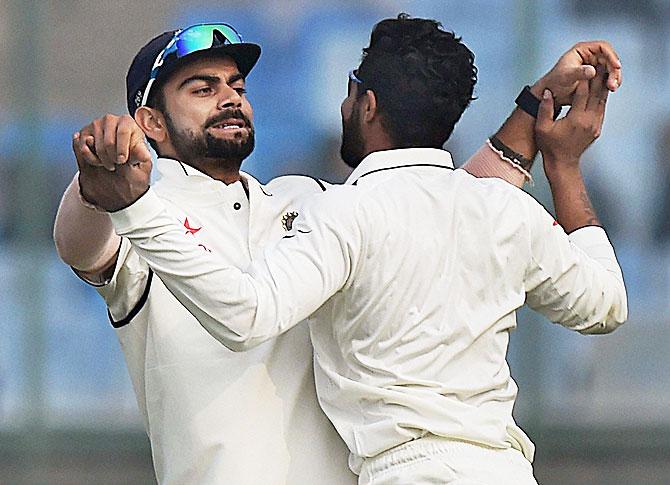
top-left (360, 129), bottom-right (398, 161)
top-left (195, 158), bottom-right (243, 184)
top-left (169, 153), bottom-right (243, 184)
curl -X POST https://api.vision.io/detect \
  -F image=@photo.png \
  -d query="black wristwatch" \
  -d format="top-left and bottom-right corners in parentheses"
top-left (515, 85), bottom-right (561, 120)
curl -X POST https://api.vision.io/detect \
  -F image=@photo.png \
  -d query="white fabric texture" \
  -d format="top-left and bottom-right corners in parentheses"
top-left (99, 158), bottom-right (354, 485)
top-left (110, 148), bottom-right (627, 479)
top-left (358, 436), bottom-right (538, 485)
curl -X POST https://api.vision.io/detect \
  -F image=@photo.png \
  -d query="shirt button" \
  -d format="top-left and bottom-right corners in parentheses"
top-left (233, 202), bottom-right (241, 210)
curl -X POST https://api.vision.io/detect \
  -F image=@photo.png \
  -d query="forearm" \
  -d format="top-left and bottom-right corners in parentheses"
top-left (108, 190), bottom-right (260, 349)
top-left (495, 80), bottom-right (556, 160)
top-left (463, 82), bottom-right (550, 187)
top-left (109, 189), bottom-right (329, 351)
top-left (545, 164), bottom-right (600, 233)
top-left (462, 141), bottom-right (527, 188)
top-left (53, 173), bottom-right (120, 273)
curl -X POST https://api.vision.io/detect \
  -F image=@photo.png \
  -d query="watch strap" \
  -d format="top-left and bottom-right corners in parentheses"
top-left (515, 85), bottom-right (561, 120)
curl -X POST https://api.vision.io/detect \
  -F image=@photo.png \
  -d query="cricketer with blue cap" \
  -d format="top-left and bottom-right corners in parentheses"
top-left (59, 22), bottom-right (356, 484)
top-left (56, 15), bottom-right (624, 485)
top-left (126, 24), bottom-right (261, 117)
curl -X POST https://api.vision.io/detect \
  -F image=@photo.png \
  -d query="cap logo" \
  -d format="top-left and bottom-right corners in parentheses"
top-left (135, 90), bottom-right (143, 108)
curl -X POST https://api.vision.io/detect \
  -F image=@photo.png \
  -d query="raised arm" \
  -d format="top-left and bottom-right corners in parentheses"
top-left (53, 115), bottom-right (152, 283)
top-left (462, 41), bottom-right (622, 188)
top-left (524, 69), bottom-right (627, 334)
top-left (536, 70), bottom-right (608, 233)
top-left (106, 187), bottom-right (359, 351)
top-left (53, 173), bottom-right (119, 283)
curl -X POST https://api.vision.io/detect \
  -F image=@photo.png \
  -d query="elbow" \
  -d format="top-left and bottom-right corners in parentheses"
top-left (203, 327), bottom-right (262, 352)
top-left (579, 293), bottom-right (628, 336)
top-left (53, 221), bottom-right (72, 265)
top-left (222, 338), bottom-right (258, 353)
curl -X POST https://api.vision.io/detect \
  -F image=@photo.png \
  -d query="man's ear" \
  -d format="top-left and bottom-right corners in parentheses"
top-left (362, 89), bottom-right (378, 123)
top-left (135, 106), bottom-right (168, 145)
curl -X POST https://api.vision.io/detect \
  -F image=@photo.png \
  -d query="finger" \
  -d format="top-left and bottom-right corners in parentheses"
top-left (91, 120), bottom-right (115, 171)
top-left (72, 133), bottom-right (102, 171)
top-left (606, 65), bottom-right (622, 91)
top-left (595, 45), bottom-right (622, 91)
top-left (566, 64), bottom-right (597, 82)
top-left (78, 123), bottom-right (94, 139)
top-left (572, 80), bottom-right (589, 112)
top-left (116, 117), bottom-right (133, 164)
top-left (82, 136), bottom-right (106, 167)
top-left (536, 89), bottom-right (556, 133)
top-left (593, 84), bottom-right (609, 132)
top-left (72, 132), bottom-right (87, 171)
top-left (577, 41), bottom-right (621, 70)
top-left (594, 54), bottom-right (622, 92)
top-left (586, 69), bottom-right (607, 111)
top-left (576, 42), bottom-right (622, 91)
top-left (129, 136), bottom-right (153, 165)
top-left (102, 115), bottom-right (120, 170)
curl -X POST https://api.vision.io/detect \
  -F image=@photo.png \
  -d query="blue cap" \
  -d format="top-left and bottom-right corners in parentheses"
top-left (126, 27), bottom-right (260, 116)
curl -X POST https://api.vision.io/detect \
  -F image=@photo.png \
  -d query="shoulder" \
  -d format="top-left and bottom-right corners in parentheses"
top-left (454, 169), bottom-right (536, 207)
top-left (263, 174), bottom-right (330, 196)
top-left (296, 184), bottom-right (375, 237)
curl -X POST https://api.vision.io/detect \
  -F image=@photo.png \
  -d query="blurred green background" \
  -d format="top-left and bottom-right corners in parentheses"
top-left (1, 0), bottom-right (669, 483)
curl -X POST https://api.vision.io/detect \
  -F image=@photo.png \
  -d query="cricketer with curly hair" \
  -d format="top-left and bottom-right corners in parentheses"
top-left (341, 13), bottom-right (477, 164)
top-left (85, 14), bottom-right (626, 485)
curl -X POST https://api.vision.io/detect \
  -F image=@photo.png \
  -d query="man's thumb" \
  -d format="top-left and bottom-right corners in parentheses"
top-left (569, 64), bottom-right (597, 82)
top-left (537, 89), bottom-right (555, 131)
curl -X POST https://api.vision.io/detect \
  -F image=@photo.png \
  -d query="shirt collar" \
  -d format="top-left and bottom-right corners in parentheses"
top-left (345, 148), bottom-right (454, 185)
top-left (156, 157), bottom-right (212, 181)
top-left (155, 157), bottom-right (258, 191)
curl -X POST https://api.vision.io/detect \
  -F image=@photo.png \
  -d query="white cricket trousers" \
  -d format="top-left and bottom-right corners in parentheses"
top-left (357, 436), bottom-right (538, 485)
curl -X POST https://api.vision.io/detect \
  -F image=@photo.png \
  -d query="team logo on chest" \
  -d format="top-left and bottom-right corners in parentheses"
top-left (183, 217), bottom-right (202, 235)
top-left (183, 217), bottom-right (211, 252)
top-left (282, 211), bottom-right (299, 231)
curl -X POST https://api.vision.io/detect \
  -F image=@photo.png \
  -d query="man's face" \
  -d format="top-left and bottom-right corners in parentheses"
top-left (340, 74), bottom-right (366, 168)
top-left (160, 55), bottom-right (255, 165)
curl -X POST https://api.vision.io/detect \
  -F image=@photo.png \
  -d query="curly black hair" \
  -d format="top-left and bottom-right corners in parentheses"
top-left (356, 13), bottom-right (477, 148)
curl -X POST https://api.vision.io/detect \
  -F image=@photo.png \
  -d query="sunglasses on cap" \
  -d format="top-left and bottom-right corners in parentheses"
top-left (141, 23), bottom-right (245, 107)
top-left (349, 70), bottom-right (363, 85)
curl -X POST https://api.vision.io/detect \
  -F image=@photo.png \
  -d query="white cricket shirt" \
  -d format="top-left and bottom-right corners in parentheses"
top-left (110, 148), bottom-right (628, 475)
top-left (98, 158), bottom-right (354, 485)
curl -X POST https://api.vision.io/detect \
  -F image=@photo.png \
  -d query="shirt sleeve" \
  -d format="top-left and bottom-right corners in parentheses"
top-left (96, 237), bottom-right (152, 326)
top-left (523, 199), bottom-right (628, 334)
top-left (109, 187), bottom-right (363, 351)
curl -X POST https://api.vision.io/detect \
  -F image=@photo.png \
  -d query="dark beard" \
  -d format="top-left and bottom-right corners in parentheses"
top-left (340, 107), bottom-right (365, 168)
top-left (165, 109), bottom-right (255, 167)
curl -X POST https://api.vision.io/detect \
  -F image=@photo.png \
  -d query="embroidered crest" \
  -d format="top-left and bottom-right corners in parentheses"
top-left (282, 211), bottom-right (299, 231)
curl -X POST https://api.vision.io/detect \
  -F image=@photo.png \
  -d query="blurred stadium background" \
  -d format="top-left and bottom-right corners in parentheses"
top-left (1, 0), bottom-right (669, 483)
